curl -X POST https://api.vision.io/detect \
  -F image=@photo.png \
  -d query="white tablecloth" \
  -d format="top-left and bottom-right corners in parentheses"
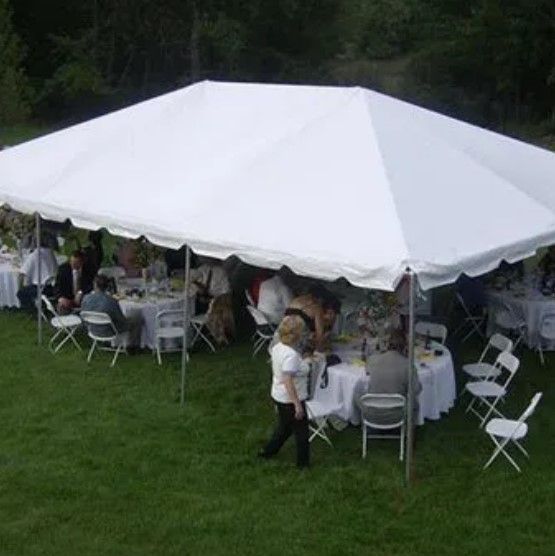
top-left (0, 259), bottom-right (20, 308)
top-left (312, 341), bottom-right (456, 426)
top-left (488, 289), bottom-right (555, 349)
top-left (120, 295), bottom-right (192, 349)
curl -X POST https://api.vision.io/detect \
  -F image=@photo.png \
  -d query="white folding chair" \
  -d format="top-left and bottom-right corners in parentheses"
top-left (537, 313), bottom-right (555, 366)
top-left (462, 333), bottom-right (513, 381)
top-left (415, 321), bottom-right (448, 345)
top-left (453, 292), bottom-right (486, 342)
top-left (154, 309), bottom-right (186, 365)
top-left (491, 298), bottom-right (527, 349)
top-left (357, 394), bottom-right (406, 461)
top-left (305, 356), bottom-right (335, 447)
top-left (246, 305), bottom-right (275, 357)
top-left (41, 294), bottom-right (82, 353)
top-left (464, 351), bottom-right (520, 427)
top-left (98, 266), bottom-right (127, 280)
top-left (80, 311), bottom-right (126, 367)
top-left (189, 301), bottom-right (216, 353)
top-left (483, 392), bottom-right (543, 472)
top-left (244, 289), bottom-right (255, 307)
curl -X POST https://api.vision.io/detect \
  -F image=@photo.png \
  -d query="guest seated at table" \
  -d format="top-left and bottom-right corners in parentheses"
top-left (283, 284), bottom-right (340, 354)
top-left (259, 315), bottom-right (310, 468)
top-left (16, 241), bottom-right (58, 311)
top-left (256, 271), bottom-right (293, 325)
top-left (363, 329), bottom-right (421, 424)
top-left (192, 256), bottom-right (235, 345)
top-left (55, 250), bottom-right (94, 313)
top-left (538, 246), bottom-right (555, 275)
top-left (81, 274), bottom-right (143, 347)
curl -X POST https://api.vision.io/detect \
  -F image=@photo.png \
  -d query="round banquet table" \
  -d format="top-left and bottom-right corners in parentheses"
top-left (0, 255), bottom-right (21, 308)
top-left (311, 340), bottom-right (456, 426)
top-left (119, 294), bottom-right (194, 350)
top-left (487, 289), bottom-right (555, 350)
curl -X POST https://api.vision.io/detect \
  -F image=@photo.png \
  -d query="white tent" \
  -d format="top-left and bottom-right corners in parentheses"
top-left (2, 80), bottom-right (555, 484)
top-left (1, 80), bottom-right (555, 292)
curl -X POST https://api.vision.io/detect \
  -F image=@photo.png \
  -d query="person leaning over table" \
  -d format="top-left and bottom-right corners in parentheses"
top-left (259, 315), bottom-right (310, 468)
top-left (81, 274), bottom-right (143, 348)
top-left (283, 284), bottom-right (340, 354)
top-left (55, 250), bottom-right (94, 313)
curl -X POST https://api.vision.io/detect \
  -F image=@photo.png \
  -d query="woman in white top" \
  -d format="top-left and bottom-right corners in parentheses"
top-left (259, 315), bottom-right (310, 468)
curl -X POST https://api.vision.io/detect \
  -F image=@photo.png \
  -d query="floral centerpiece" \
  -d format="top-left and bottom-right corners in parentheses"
top-left (0, 206), bottom-right (35, 255)
top-left (133, 237), bottom-right (164, 281)
top-left (355, 290), bottom-right (400, 353)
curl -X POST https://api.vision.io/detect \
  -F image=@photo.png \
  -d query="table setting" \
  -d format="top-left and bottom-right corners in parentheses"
top-left (487, 269), bottom-right (555, 349)
top-left (0, 250), bottom-right (21, 308)
top-left (313, 332), bottom-right (456, 427)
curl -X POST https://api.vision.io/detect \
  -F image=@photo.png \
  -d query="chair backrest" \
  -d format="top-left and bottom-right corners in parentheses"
top-left (246, 305), bottom-right (270, 327)
top-left (98, 266), bottom-right (127, 280)
top-left (479, 332), bottom-right (513, 362)
top-left (308, 355), bottom-right (326, 400)
top-left (357, 393), bottom-right (406, 426)
top-left (41, 294), bottom-right (57, 318)
top-left (518, 392), bottom-right (543, 423)
top-left (415, 321), bottom-right (448, 345)
top-left (80, 311), bottom-right (118, 338)
top-left (494, 351), bottom-right (520, 388)
top-left (539, 313), bottom-right (555, 339)
top-left (155, 309), bottom-right (184, 329)
top-left (244, 289), bottom-right (255, 307)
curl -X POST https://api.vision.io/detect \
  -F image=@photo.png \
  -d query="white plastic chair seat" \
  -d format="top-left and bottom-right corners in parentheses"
top-left (156, 326), bottom-right (184, 339)
top-left (305, 399), bottom-right (330, 420)
top-left (463, 362), bottom-right (501, 379)
top-left (486, 418), bottom-right (528, 440)
top-left (191, 314), bottom-right (207, 325)
top-left (51, 315), bottom-right (82, 329)
top-left (466, 381), bottom-right (506, 397)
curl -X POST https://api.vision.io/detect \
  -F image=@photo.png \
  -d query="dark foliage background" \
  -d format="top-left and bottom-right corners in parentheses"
top-left (2, 0), bottom-right (555, 141)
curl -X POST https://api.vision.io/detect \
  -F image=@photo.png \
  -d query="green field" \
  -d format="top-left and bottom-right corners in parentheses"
top-left (0, 310), bottom-right (553, 555)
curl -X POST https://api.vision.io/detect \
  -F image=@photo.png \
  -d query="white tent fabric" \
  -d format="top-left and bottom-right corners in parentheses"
top-left (1, 80), bottom-right (555, 291)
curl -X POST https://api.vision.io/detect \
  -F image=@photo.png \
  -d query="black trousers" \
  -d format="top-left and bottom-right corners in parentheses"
top-left (17, 284), bottom-right (54, 312)
top-left (263, 401), bottom-right (310, 468)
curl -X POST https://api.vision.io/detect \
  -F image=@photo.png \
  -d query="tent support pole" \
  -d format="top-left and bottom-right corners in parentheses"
top-left (405, 269), bottom-right (416, 486)
top-left (180, 246), bottom-right (191, 406)
top-left (36, 213), bottom-right (43, 345)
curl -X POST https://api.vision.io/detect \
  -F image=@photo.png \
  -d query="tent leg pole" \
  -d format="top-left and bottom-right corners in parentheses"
top-left (405, 269), bottom-right (416, 486)
top-left (180, 246), bottom-right (191, 406)
top-left (36, 213), bottom-right (43, 345)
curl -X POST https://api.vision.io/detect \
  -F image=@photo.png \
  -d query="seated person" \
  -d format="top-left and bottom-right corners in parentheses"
top-left (538, 246), bottom-right (555, 275)
top-left (284, 284), bottom-right (340, 354)
top-left (81, 274), bottom-right (142, 347)
top-left (17, 241), bottom-right (58, 310)
top-left (363, 330), bottom-right (422, 425)
top-left (257, 271), bottom-right (293, 325)
top-left (191, 257), bottom-right (234, 345)
top-left (55, 250), bottom-right (94, 313)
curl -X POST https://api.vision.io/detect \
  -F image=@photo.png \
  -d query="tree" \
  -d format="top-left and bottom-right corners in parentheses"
top-left (0, 0), bottom-right (30, 124)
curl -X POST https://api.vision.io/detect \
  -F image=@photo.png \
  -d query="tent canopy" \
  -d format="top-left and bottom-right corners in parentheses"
top-left (1, 80), bottom-right (555, 290)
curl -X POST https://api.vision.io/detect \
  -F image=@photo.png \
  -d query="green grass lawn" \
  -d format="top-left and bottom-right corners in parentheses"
top-left (0, 310), bottom-right (554, 555)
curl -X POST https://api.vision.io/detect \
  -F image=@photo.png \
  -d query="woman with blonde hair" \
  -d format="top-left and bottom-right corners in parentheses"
top-left (259, 315), bottom-right (310, 468)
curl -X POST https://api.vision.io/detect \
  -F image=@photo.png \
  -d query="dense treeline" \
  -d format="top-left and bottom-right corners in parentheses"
top-left (1, 0), bottom-right (555, 136)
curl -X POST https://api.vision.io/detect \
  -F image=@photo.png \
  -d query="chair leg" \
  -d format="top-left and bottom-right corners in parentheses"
top-left (156, 341), bottom-right (162, 365)
top-left (400, 423), bottom-right (405, 461)
top-left (538, 345), bottom-right (545, 366)
top-left (362, 424), bottom-right (367, 459)
top-left (111, 344), bottom-right (123, 367)
top-left (87, 340), bottom-right (97, 363)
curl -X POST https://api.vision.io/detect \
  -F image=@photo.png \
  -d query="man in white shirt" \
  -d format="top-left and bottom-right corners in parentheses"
top-left (257, 273), bottom-right (293, 325)
top-left (16, 245), bottom-right (58, 310)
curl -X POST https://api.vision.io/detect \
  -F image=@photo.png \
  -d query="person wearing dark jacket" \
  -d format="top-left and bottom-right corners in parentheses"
top-left (55, 250), bottom-right (94, 313)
